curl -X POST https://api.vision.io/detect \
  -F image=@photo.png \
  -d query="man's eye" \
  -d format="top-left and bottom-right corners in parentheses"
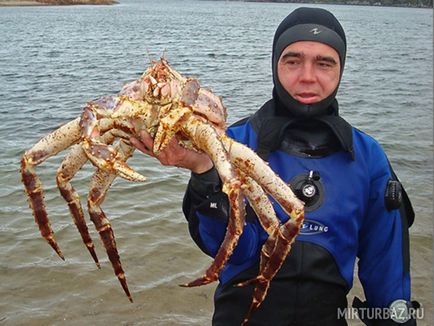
top-left (285, 60), bottom-right (299, 66)
top-left (318, 61), bottom-right (334, 68)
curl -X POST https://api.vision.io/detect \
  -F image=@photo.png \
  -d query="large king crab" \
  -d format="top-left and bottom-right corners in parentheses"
top-left (20, 58), bottom-right (304, 324)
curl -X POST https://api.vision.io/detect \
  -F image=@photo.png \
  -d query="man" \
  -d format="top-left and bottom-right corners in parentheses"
top-left (132, 7), bottom-right (417, 326)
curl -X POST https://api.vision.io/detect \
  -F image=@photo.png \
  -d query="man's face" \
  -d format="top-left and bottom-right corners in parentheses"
top-left (277, 41), bottom-right (341, 105)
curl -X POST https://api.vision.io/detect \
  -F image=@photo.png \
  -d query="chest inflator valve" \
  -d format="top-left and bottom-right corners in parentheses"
top-left (290, 170), bottom-right (324, 212)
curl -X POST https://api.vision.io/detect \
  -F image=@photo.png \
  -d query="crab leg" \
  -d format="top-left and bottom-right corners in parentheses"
top-left (178, 113), bottom-right (246, 287)
top-left (238, 173), bottom-right (281, 280)
top-left (55, 128), bottom-right (126, 269)
top-left (235, 174), bottom-right (281, 323)
top-left (239, 174), bottom-right (280, 237)
top-left (239, 210), bottom-right (303, 326)
top-left (87, 138), bottom-right (135, 302)
top-left (238, 172), bottom-right (283, 275)
top-left (21, 117), bottom-right (82, 259)
top-left (56, 144), bottom-right (100, 268)
top-left (236, 212), bottom-right (303, 326)
top-left (222, 135), bottom-right (304, 216)
top-left (222, 137), bottom-right (304, 324)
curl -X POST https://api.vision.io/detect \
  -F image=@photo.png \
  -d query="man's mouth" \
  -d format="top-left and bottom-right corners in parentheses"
top-left (294, 92), bottom-right (320, 104)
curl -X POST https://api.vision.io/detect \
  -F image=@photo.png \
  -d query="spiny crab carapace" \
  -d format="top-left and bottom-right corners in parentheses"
top-left (20, 58), bottom-right (304, 325)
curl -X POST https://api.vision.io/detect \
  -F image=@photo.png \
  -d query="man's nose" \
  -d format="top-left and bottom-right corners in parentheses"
top-left (300, 63), bottom-right (315, 82)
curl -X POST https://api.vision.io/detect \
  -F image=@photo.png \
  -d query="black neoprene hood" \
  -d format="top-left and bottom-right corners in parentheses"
top-left (272, 7), bottom-right (347, 117)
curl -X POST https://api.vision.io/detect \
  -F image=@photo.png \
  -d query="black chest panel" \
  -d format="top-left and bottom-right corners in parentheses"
top-left (213, 241), bottom-right (349, 326)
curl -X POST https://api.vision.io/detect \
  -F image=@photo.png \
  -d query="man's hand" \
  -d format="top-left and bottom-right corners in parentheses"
top-left (130, 130), bottom-right (213, 174)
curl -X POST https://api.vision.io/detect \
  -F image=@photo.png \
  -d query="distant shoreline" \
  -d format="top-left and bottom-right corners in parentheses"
top-left (243, 0), bottom-right (432, 8)
top-left (1, 0), bottom-right (431, 7)
top-left (0, 0), bottom-right (117, 6)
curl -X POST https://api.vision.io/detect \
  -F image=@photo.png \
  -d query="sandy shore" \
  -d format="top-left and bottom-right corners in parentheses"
top-left (0, 0), bottom-right (117, 6)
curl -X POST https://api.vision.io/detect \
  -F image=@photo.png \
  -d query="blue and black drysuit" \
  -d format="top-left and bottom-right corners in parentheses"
top-left (182, 101), bottom-right (416, 326)
top-left (182, 7), bottom-right (416, 326)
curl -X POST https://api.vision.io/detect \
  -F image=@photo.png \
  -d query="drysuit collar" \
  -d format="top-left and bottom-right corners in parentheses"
top-left (249, 99), bottom-right (354, 160)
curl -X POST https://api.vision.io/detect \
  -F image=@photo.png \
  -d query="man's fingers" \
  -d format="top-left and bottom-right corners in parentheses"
top-left (139, 130), bottom-right (154, 149)
top-left (130, 136), bottom-right (153, 156)
top-left (129, 129), bottom-right (156, 156)
top-left (130, 130), bottom-right (212, 172)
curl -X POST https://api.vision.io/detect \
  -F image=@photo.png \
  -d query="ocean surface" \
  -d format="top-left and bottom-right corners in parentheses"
top-left (0, 0), bottom-right (432, 325)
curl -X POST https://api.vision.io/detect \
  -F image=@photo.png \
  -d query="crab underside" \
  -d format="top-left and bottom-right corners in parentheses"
top-left (20, 58), bottom-right (304, 325)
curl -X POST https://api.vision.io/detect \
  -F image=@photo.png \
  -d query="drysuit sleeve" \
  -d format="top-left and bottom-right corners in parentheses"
top-left (182, 167), bottom-right (262, 265)
top-left (356, 148), bottom-right (416, 325)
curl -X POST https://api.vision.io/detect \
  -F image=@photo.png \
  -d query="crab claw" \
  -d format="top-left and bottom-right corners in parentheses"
top-left (82, 140), bottom-right (146, 182)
